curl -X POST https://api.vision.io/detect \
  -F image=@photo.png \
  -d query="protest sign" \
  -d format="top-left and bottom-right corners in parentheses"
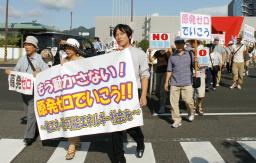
top-left (8, 71), bottom-right (34, 95)
top-left (180, 12), bottom-right (211, 40)
top-left (149, 33), bottom-right (171, 49)
top-left (244, 24), bottom-right (255, 42)
top-left (34, 49), bottom-right (143, 140)
top-left (197, 47), bottom-right (210, 67)
top-left (211, 34), bottom-right (225, 45)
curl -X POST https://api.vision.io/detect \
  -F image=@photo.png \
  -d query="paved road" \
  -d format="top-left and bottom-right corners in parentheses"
top-left (0, 67), bottom-right (256, 163)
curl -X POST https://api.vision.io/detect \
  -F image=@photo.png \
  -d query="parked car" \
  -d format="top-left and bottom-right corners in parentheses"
top-left (25, 32), bottom-right (97, 65)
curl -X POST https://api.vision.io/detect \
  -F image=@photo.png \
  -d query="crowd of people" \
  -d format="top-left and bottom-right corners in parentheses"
top-left (4, 23), bottom-right (256, 163)
top-left (147, 34), bottom-right (256, 123)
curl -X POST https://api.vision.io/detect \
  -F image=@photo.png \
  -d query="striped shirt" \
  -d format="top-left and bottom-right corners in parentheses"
top-left (167, 50), bottom-right (193, 86)
top-left (13, 53), bottom-right (49, 74)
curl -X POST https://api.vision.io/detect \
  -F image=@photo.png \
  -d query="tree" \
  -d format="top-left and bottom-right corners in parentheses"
top-left (138, 39), bottom-right (149, 52)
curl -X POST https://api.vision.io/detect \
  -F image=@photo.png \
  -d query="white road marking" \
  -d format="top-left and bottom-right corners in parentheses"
top-left (47, 141), bottom-right (90, 163)
top-left (237, 141), bottom-right (256, 159)
top-left (124, 142), bottom-right (156, 163)
top-left (180, 141), bottom-right (225, 163)
top-left (0, 139), bottom-right (26, 163)
top-left (153, 112), bottom-right (256, 116)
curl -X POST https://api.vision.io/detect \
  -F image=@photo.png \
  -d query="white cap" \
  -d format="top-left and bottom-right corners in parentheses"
top-left (63, 38), bottom-right (80, 50)
top-left (24, 36), bottom-right (38, 48)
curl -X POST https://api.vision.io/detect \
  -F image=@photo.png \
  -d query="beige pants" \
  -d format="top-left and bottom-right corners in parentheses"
top-left (232, 62), bottom-right (244, 85)
top-left (217, 69), bottom-right (222, 85)
top-left (170, 85), bottom-right (195, 123)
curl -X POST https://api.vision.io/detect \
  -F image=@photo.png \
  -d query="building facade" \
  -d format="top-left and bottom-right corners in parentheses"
top-left (96, 16), bottom-right (256, 45)
top-left (228, 0), bottom-right (256, 16)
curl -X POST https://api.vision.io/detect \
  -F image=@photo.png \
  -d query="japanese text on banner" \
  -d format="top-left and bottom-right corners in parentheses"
top-left (8, 71), bottom-right (34, 95)
top-left (180, 12), bottom-right (211, 40)
top-left (34, 49), bottom-right (143, 140)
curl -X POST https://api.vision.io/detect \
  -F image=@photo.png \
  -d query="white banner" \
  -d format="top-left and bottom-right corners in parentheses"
top-left (180, 12), bottom-right (211, 40)
top-left (8, 71), bottom-right (34, 95)
top-left (244, 24), bottom-right (255, 42)
top-left (149, 33), bottom-right (171, 49)
top-left (34, 49), bottom-right (143, 140)
top-left (197, 47), bottom-right (210, 67)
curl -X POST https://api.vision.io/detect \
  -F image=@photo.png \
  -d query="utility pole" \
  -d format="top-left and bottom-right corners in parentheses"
top-left (70, 11), bottom-right (73, 30)
top-left (131, 0), bottom-right (133, 22)
top-left (4, 0), bottom-right (9, 62)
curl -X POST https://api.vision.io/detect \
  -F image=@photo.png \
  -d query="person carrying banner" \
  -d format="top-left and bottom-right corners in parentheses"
top-left (164, 36), bottom-right (196, 128)
top-left (59, 38), bottom-right (85, 160)
top-left (230, 34), bottom-right (247, 90)
top-left (5, 36), bottom-right (49, 146)
top-left (188, 39), bottom-right (206, 116)
top-left (112, 24), bottom-right (150, 163)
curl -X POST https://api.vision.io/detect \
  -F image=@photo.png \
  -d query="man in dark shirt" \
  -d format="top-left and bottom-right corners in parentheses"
top-left (149, 49), bottom-right (171, 113)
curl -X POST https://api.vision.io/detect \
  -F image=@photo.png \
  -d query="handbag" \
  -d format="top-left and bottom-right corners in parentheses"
top-left (189, 51), bottom-right (201, 88)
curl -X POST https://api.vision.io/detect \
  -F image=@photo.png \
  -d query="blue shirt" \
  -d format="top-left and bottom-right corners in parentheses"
top-left (167, 50), bottom-right (193, 86)
top-left (13, 53), bottom-right (49, 74)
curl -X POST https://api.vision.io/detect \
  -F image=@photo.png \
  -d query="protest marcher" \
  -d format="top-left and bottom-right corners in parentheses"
top-left (149, 49), bottom-right (171, 113)
top-left (5, 36), bottom-right (49, 146)
top-left (59, 38), bottom-right (85, 160)
top-left (164, 36), bottom-right (196, 128)
top-left (112, 24), bottom-right (150, 163)
top-left (225, 41), bottom-right (233, 73)
top-left (244, 44), bottom-right (254, 76)
top-left (212, 37), bottom-right (226, 86)
top-left (93, 37), bottom-right (105, 55)
top-left (230, 34), bottom-right (247, 90)
top-left (209, 45), bottom-right (222, 91)
top-left (188, 39), bottom-right (206, 116)
top-left (146, 48), bottom-right (157, 95)
top-left (251, 43), bottom-right (256, 68)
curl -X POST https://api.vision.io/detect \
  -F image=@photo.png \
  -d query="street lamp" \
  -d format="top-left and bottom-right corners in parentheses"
top-left (131, 0), bottom-right (133, 22)
top-left (4, 0), bottom-right (9, 62)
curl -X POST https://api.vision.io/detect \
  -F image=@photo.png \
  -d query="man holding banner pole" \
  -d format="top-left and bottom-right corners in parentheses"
top-left (112, 24), bottom-right (150, 163)
top-left (5, 36), bottom-right (49, 146)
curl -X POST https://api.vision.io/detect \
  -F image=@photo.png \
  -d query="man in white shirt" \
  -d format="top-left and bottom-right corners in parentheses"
top-left (230, 34), bottom-right (247, 90)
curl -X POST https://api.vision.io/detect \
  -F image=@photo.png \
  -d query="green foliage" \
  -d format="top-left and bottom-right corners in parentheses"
top-left (0, 34), bottom-right (22, 47)
top-left (138, 39), bottom-right (149, 52)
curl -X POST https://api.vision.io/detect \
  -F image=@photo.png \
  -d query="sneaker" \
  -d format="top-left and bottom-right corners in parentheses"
top-left (230, 83), bottom-right (237, 89)
top-left (171, 122), bottom-right (182, 128)
top-left (212, 87), bottom-right (216, 91)
top-left (237, 84), bottom-right (242, 90)
top-left (197, 109), bottom-right (204, 116)
top-left (216, 83), bottom-right (219, 87)
top-left (188, 113), bottom-right (195, 122)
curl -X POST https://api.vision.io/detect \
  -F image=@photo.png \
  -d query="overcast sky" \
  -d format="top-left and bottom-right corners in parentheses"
top-left (0, 0), bottom-right (231, 30)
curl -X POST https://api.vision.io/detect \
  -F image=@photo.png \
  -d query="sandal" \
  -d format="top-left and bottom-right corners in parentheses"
top-left (66, 144), bottom-right (76, 160)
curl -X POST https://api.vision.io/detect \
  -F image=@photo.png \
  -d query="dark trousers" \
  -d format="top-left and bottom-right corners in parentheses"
top-left (112, 90), bottom-right (145, 162)
top-left (21, 94), bottom-right (37, 139)
top-left (112, 127), bottom-right (144, 162)
top-left (206, 68), bottom-right (212, 88)
top-left (210, 66), bottom-right (219, 88)
top-left (226, 62), bottom-right (231, 73)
